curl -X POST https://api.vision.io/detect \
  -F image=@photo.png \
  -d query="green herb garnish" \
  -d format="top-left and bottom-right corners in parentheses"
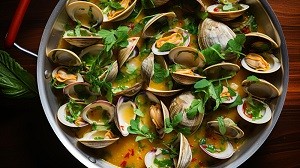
top-left (158, 42), bottom-right (177, 52)
top-left (246, 75), bottom-right (259, 82)
top-left (217, 116), bottom-right (226, 135)
top-left (127, 118), bottom-right (157, 142)
top-left (186, 99), bottom-right (205, 119)
top-left (66, 100), bottom-right (84, 123)
top-left (153, 62), bottom-right (170, 83)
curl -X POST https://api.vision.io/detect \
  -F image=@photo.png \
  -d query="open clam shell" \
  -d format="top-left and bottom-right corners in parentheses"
top-left (63, 28), bottom-right (102, 48)
top-left (142, 54), bottom-right (182, 97)
top-left (241, 53), bottom-right (281, 74)
top-left (47, 48), bottom-right (82, 66)
top-left (78, 44), bottom-right (105, 66)
top-left (78, 130), bottom-right (119, 149)
top-left (118, 37), bottom-right (140, 68)
top-left (220, 85), bottom-right (238, 104)
top-left (200, 141), bottom-right (234, 159)
top-left (169, 46), bottom-right (206, 85)
top-left (51, 66), bottom-right (83, 88)
top-left (203, 62), bottom-right (240, 79)
top-left (244, 32), bottom-right (279, 53)
top-left (173, 133), bottom-right (192, 168)
top-left (66, 1), bottom-right (103, 28)
top-left (81, 100), bottom-right (115, 125)
top-left (57, 103), bottom-right (88, 128)
top-left (144, 148), bottom-right (172, 168)
top-left (114, 96), bottom-right (137, 136)
top-left (152, 27), bottom-right (190, 55)
top-left (207, 118), bottom-right (244, 139)
top-left (169, 92), bottom-right (204, 134)
top-left (102, 0), bottom-right (138, 22)
top-left (207, 4), bottom-right (249, 21)
top-left (198, 18), bottom-right (236, 50)
top-left (142, 12), bottom-right (177, 38)
top-left (237, 97), bottom-right (272, 124)
top-left (113, 82), bottom-right (143, 97)
top-left (63, 82), bottom-right (95, 101)
top-left (242, 78), bottom-right (280, 99)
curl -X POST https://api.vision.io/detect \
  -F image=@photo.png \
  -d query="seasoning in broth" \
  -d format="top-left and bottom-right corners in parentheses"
top-left (50, 0), bottom-right (281, 167)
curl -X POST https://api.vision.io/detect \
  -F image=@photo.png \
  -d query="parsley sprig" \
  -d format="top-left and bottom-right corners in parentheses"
top-left (127, 118), bottom-right (157, 142)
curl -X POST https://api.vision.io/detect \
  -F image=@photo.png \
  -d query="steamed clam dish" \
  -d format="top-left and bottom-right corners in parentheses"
top-left (47, 0), bottom-right (282, 167)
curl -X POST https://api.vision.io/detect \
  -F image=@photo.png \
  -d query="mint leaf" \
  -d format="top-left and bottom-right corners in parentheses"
top-left (0, 50), bottom-right (37, 98)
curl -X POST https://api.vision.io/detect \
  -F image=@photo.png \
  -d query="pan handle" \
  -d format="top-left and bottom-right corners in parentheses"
top-left (4, 0), bottom-right (31, 48)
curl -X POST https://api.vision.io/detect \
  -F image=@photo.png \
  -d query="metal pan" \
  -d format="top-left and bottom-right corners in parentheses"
top-left (7, 0), bottom-right (289, 167)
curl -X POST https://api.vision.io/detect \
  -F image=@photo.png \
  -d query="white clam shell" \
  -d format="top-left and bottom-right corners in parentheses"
top-left (115, 97), bottom-right (137, 136)
top-left (81, 100), bottom-right (115, 125)
top-left (203, 62), bottom-right (240, 79)
top-left (47, 48), bottom-right (82, 66)
top-left (66, 1), bottom-right (103, 28)
top-left (57, 103), bottom-right (88, 128)
top-left (52, 66), bottom-right (83, 85)
top-left (144, 148), bottom-right (169, 168)
top-left (207, 118), bottom-right (244, 139)
top-left (63, 82), bottom-right (94, 101)
top-left (207, 4), bottom-right (249, 21)
top-left (78, 130), bottom-right (119, 149)
top-left (241, 53), bottom-right (281, 74)
top-left (151, 27), bottom-right (190, 56)
top-left (242, 78), bottom-right (280, 99)
top-left (237, 98), bottom-right (272, 124)
top-left (200, 141), bottom-right (234, 159)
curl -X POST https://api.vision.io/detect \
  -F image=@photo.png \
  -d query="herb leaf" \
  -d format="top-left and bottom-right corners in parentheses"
top-left (217, 116), bottom-right (226, 135)
top-left (158, 42), bottom-right (177, 52)
top-left (186, 99), bottom-right (204, 119)
top-left (0, 50), bottom-right (38, 98)
top-left (127, 118), bottom-right (157, 142)
top-left (153, 62), bottom-right (169, 83)
top-left (247, 75), bottom-right (259, 82)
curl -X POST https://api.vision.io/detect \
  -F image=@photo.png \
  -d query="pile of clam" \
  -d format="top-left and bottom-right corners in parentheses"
top-left (47, 0), bottom-right (281, 167)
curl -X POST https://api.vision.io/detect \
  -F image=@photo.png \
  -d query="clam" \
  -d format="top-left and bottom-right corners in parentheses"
top-left (47, 48), bottom-right (82, 66)
top-left (134, 91), bottom-right (169, 138)
top-left (81, 100), bottom-right (115, 125)
top-left (66, 1), bottom-right (103, 28)
top-left (203, 62), bottom-right (240, 79)
top-left (142, 53), bottom-right (182, 97)
top-left (78, 130), bottom-right (119, 148)
top-left (102, 0), bottom-right (138, 22)
top-left (244, 32), bottom-right (279, 53)
top-left (169, 92), bottom-right (204, 134)
top-left (241, 53), bottom-right (281, 74)
top-left (117, 37), bottom-right (140, 68)
top-left (51, 66), bottom-right (84, 89)
top-left (200, 140), bottom-right (234, 159)
top-left (63, 82), bottom-right (96, 101)
top-left (198, 18), bottom-right (236, 50)
top-left (114, 96), bottom-right (137, 136)
top-left (169, 46), bottom-right (206, 85)
top-left (144, 133), bottom-right (192, 168)
top-left (57, 102), bottom-right (88, 127)
top-left (98, 60), bottom-right (119, 82)
top-left (207, 117), bottom-right (244, 139)
top-left (207, 4), bottom-right (249, 21)
top-left (142, 12), bottom-right (177, 38)
top-left (78, 44), bottom-right (105, 67)
top-left (242, 78), bottom-right (280, 99)
top-left (63, 28), bottom-right (102, 48)
top-left (152, 27), bottom-right (190, 55)
top-left (113, 82), bottom-right (143, 97)
top-left (220, 85), bottom-right (238, 104)
top-left (237, 97), bottom-right (272, 124)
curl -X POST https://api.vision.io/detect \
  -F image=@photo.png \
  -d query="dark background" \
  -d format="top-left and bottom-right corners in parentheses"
top-left (0, 0), bottom-right (299, 167)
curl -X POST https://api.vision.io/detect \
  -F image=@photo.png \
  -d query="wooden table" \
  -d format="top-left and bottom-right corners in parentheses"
top-left (0, 0), bottom-right (299, 167)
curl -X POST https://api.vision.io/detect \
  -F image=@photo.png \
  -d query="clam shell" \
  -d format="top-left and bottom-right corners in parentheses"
top-left (237, 98), bottom-right (272, 124)
top-left (57, 103), bottom-right (88, 128)
top-left (63, 82), bottom-right (94, 101)
top-left (203, 62), bottom-right (240, 79)
top-left (169, 92), bottom-right (204, 133)
top-left (118, 37), bottom-right (140, 68)
top-left (47, 48), bottom-right (82, 66)
top-left (241, 53), bottom-right (281, 74)
top-left (114, 82), bottom-right (143, 97)
top-left (81, 100), bottom-right (115, 125)
top-left (171, 72), bottom-right (206, 85)
top-left (144, 148), bottom-right (170, 168)
top-left (242, 78), bottom-right (280, 99)
top-left (66, 1), bottom-right (103, 28)
top-left (78, 130), bottom-right (119, 148)
top-left (79, 44), bottom-right (105, 60)
top-left (207, 4), bottom-right (249, 21)
top-left (51, 66), bottom-right (84, 87)
top-left (152, 27), bottom-right (190, 55)
top-left (98, 60), bottom-right (119, 82)
top-left (169, 46), bottom-right (206, 68)
top-left (63, 27), bottom-right (102, 48)
top-left (198, 18), bottom-right (236, 50)
top-left (207, 118), bottom-right (244, 139)
top-left (244, 32), bottom-right (279, 53)
top-left (174, 133), bottom-right (192, 168)
top-left (103, 0), bottom-right (138, 22)
top-left (142, 12), bottom-right (177, 38)
top-left (200, 141), bottom-right (234, 159)
top-left (115, 97), bottom-right (137, 136)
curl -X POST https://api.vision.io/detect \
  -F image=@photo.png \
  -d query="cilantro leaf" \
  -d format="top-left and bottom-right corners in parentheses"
top-left (186, 99), bottom-right (204, 119)
top-left (158, 42), bottom-right (177, 52)
top-left (217, 116), bottom-right (226, 135)
top-left (227, 95), bottom-right (243, 109)
top-left (246, 75), bottom-right (259, 82)
top-left (127, 118), bottom-right (157, 142)
top-left (182, 17), bottom-right (198, 35)
top-left (153, 62), bottom-right (169, 83)
top-left (201, 44), bottom-right (223, 66)
top-left (97, 26), bottom-right (129, 51)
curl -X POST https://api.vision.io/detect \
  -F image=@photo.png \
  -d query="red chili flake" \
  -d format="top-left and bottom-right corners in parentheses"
top-left (243, 102), bottom-right (252, 118)
top-left (150, 148), bottom-right (156, 152)
top-left (202, 144), bottom-right (207, 149)
top-left (124, 152), bottom-right (130, 159)
top-left (120, 161), bottom-right (127, 167)
top-left (198, 161), bottom-right (204, 166)
top-left (120, 126), bottom-right (124, 131)
top-left (130, 149), bottom-right (134, 156)
top-left (191, 158), bottom-right (197, 162)
top-left (214, 7), bottom-right (220, 12)
top-left (129, 23), bottom-right (135, 30)
top-left (138, 157), bottom-right (143, 160)
top-left (242, 26), bottom-right (251, 34)
top-left (190, 144), bottom-right (194, 148)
